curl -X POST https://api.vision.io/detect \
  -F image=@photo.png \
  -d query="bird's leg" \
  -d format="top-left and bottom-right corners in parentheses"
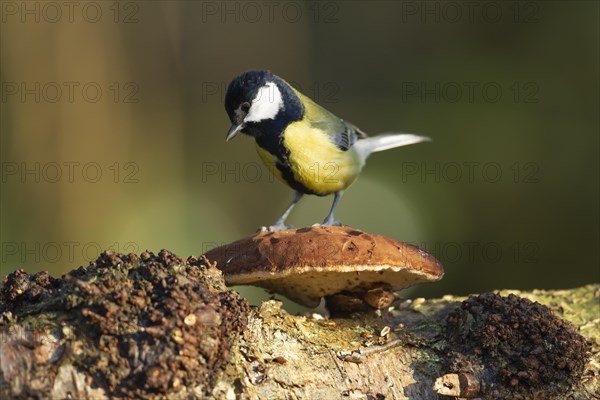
top-left (259, 191), bottom-right (303, 232)
top-left (317, 191), bottom-right (343, 227)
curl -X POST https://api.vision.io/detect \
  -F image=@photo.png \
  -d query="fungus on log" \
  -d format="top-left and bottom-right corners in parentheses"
top-left (0, 246), bottom-right (597, 399)
top-left (204, 226), bottom-right (444, 313)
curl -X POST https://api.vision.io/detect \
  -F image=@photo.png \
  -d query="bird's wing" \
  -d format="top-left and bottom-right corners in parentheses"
top-left (295, 90), bottom-right (366, 152)
top-left (320, 121), bottom-right (360, 152)
top-left (345, 121), bottom-right (369, 139)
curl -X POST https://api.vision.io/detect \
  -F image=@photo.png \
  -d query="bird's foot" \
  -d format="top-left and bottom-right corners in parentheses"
top-left (257, 223), bottom-right (294, 233)
top-left (312, 220), bottom-right (343, 227)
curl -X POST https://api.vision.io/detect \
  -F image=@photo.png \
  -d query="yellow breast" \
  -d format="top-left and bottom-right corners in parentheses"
top-left (255, 144), bottom-right (283, 181)
top-left (282, 122), bottom-right (362, 195)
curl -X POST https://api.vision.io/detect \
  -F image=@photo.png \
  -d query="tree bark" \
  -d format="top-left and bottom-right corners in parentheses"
top-left (1, 250), bottom-right (598, 399)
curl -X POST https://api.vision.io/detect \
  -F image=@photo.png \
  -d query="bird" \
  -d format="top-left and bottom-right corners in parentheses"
top-left (224, 70), bottom-right (430, 231)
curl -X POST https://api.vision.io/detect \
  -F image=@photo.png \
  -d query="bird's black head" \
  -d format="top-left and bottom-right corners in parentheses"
top-left (224, 70), bottom-right (302, 141)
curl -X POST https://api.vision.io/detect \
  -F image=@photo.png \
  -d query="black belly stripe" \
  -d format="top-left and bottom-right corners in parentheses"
top-left (276, 161), bottom-right (322, 196)
top-left (254, 130), bottom-right (320, 196)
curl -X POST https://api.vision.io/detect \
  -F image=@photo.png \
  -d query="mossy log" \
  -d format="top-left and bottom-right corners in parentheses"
top-left (1, 250), bottom-right (598, 399)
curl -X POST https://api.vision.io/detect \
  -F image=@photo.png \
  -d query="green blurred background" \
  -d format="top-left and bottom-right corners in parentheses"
top-left (1, 1), bottom-right (598, 310)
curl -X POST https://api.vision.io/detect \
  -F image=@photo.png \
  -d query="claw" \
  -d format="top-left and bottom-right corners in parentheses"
top-left (258, 223), bottom-right (294, 233)
top-left (313, 220), bottom-right (343, 227)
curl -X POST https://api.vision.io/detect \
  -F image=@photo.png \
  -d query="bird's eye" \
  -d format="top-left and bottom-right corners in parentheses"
top-left (241, 102), bottom-right (250, 113)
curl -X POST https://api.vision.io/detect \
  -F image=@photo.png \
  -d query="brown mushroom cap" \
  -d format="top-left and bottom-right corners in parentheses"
top-left (203, 226), bottom-right (444, 307)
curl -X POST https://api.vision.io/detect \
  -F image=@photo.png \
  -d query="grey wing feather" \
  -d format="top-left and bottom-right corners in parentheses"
top-left (334, 121), bottom-right (359, 151)
top-left (302, 95), bottom-right (368, 151)
top-left (346, 121), bottom-right (369, 139)
top-left (332, 120), bottom-right (368, 151)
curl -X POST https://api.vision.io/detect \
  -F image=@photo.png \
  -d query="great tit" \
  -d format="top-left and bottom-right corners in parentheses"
top-left (224, 70), bottom-right (429, 231)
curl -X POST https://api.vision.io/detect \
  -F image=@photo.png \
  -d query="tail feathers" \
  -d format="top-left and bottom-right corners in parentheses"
top-left (354, 133), bottom-right (431, 163)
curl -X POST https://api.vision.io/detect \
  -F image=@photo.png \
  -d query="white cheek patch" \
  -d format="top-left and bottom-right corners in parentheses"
top-left (245, 81), bottom-right (283, 123)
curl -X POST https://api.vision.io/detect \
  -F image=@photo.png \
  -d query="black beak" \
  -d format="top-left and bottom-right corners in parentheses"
top-left (226, 123), bottom-right (245, 141)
